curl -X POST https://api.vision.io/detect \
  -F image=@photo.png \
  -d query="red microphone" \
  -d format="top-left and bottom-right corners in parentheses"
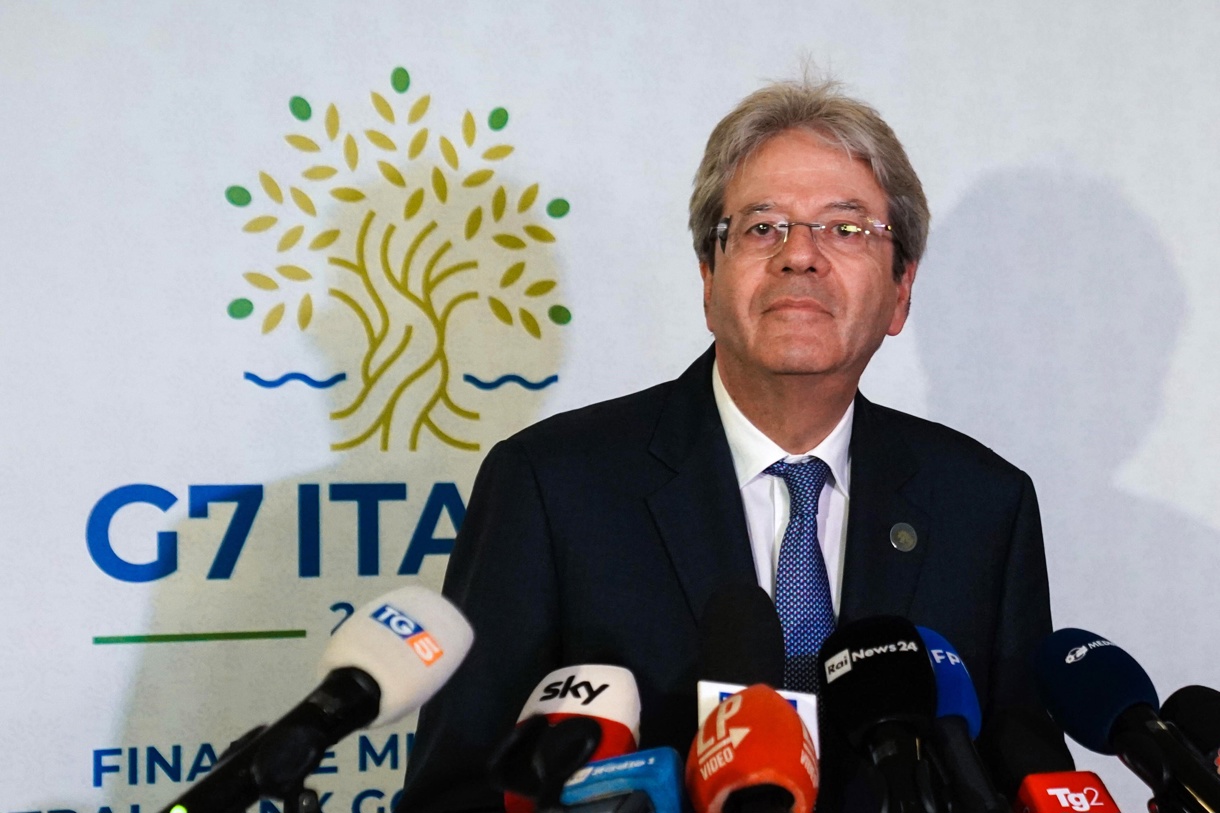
top-left (685, 684), bottom-right (818, 813)
top-left (505, 664), bottom-right (641, 813)
top-left (1016, 771), bottom-right (1121, 813)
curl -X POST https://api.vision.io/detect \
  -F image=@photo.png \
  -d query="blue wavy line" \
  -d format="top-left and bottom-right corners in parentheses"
top-left (463, 373), bottom-right (559, 391)
top-left (244, 371), bottom-right (348, 389)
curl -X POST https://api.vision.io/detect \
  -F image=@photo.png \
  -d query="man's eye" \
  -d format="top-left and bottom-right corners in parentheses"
top-left (743, 221), bottom-right (783, 240)
top-left (828, 221), bottom-right (866, 239)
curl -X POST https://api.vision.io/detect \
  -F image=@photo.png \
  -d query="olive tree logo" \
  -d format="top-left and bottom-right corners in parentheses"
top-left (225, 67), bottom-right (571, 453)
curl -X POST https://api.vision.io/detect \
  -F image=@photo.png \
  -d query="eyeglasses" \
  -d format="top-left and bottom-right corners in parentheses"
top-left (714, 212), bottom-right (893, 261)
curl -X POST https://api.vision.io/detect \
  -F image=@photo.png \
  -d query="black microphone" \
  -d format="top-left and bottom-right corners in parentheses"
top-left (697, 583), bottom-right (786, 687)
top-left (1162, 686), bottom-right (1220, 777)
top-left (818, 615), bottom-right (942, 813)
top-left (159, 586), bottom-right (473, 813)
top-left (1036, 628), bottom-right (1220, 813)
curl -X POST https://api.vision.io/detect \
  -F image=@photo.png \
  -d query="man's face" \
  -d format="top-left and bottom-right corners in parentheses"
top-left (702, 128), bottom-right (915, 386)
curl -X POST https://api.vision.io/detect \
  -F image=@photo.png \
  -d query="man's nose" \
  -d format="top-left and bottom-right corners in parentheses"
top-left (776, 224), bottom-right (828, 273)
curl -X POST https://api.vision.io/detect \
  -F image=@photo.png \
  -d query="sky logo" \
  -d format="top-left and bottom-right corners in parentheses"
top-left (372, 603), bottom-right (444, 665)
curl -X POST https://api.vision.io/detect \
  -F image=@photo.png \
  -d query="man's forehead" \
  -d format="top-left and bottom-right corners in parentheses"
top-left (724, 130), bottom-right (885, 212)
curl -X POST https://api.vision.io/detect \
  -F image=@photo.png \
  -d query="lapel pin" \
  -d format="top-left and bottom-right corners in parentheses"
top-left (889, 522), bottom-right (918, 553)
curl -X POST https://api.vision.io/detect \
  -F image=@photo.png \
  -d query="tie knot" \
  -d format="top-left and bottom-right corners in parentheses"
top-left (765, 457), bottom-right (830, 515)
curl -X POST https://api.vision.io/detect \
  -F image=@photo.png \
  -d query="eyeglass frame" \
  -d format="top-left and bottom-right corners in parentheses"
top-left (713, 213), bottom-right (895, 260)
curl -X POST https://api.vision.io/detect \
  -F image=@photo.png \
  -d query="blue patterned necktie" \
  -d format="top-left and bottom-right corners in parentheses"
top-left (766, 457), bottom-right (835, 693)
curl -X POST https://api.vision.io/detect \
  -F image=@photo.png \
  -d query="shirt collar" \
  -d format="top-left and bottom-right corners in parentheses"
top-left (712, 359), bottom-right (854, 494)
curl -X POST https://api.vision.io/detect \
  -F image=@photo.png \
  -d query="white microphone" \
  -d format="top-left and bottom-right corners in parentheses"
top-left (158, 585), bottom-right (473, 813)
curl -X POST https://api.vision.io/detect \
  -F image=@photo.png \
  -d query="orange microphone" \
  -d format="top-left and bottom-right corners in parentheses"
top-left (686, 684), bottom-right (818, 813)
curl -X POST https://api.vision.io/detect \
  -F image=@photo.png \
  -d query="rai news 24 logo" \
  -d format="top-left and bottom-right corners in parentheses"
top-left (86, 66), bottom-right (574, 583)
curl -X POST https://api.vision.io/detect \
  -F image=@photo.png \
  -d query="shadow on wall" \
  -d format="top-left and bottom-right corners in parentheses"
top-left (915, 166), bottom-right (1217, 689)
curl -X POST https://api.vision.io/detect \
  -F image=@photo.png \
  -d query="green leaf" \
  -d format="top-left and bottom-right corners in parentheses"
top-left (493, 234), bottom-right (526, 250)
top-left (488, 297), bottom-right (512, 325)
top-left (492, 186), bottom-right (506, 221)
top-left (465, 207), bottom-right (483, 240)
top-left (525, 280), bottom-right (556, 297)
top-left (499, 261), bottom-right (525, 288)
top-left (519, 309), bottom-right (541, 338)
top-left (431, 167), bottom-right (448, 203)
top-left (404, 188), bottom-right (425, 219)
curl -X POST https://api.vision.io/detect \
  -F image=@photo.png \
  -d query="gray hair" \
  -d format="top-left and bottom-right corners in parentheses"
top-left (689, 79), bottom-right (929, 280)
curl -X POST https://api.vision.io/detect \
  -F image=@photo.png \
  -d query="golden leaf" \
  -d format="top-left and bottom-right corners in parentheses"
top-left (298, 293), bottom-right (314, 329)
top-left (431, 167), bottom-right (448, 204)
top-left (525, 225), bottom-right (556, 243)
top-left (332, 187), bottom-right (366, 202)
top-left (493, 234), bottom-right (526, 250)
top-left (325, 104), bottom-right (339, 141)
top-left (483, 144), bottom-right (513, 160)
top-left (462, 110), bottom-right (476, 147)
top-left (244, 271), bottom-right (279, 290)
top-left (243, 215), bottom-right (278, 233)
top-left (492, 186), bottom-right (507, 222)
top-left (499, 261), bottom-right (525, 288)
top-left (519, 308), bottom-right (541, 339)
top-left (525, 279), bottom-right (557, 296)
top-left (286, 135), bottom-right (321, 152)
top-left (344, 134), bottom-right (358, 170)
top-left (277, 225), bottom-right (304, 252)
top-left (408, 94), bottom-right (431, 124)
top-left (379, 161), bottom-right (406, 187)
top-left (488, 297), bottom-right (512, 325)
top-left (518, 184), bottom-right (539, 212)
top-left (463, 169), bottom-right (493, 188)
top-left (303, 165), bottom-right (338, 180)
top-left (262, 302), bottom-right (285, 334)
top-left (366, 130), bottom-right (397, 151)
top-left (440, 136), bottom-right (459, 170)
top-left (259, 172), bottom-right (284, 204)
top-left (291, 187), bottom-right (316, 217)
top-left (276, 264), bottom-right (313, 281)
top-left (408, 128), bottom-right (429, 159)
top-left (309, 229), bottom-right (341, 250)
top-left (404, 188), bottom-right (425, 219)
top-left (465, 207), bottom-right (483, 240)
top-left (371, 92), bottom-right (395, 124)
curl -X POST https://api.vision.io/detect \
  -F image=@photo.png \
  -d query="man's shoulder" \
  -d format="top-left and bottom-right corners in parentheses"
top-left (861, 398), bottom-right (1031, 485)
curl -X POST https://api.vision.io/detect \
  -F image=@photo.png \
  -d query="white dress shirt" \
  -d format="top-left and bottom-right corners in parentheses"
top-left (711, 361), bottom-right (854, 613)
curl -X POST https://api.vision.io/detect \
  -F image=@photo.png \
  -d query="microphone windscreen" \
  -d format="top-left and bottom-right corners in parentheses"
top-left (817, 616), bottom-right (936, 749)
top-left (316, 584), bottom-right (473, 727)
top-left (916, 626), bottom-right (982, 739)
top-left (1034, 628), bottom-right (1159, 754)
top-left (975, 704), bottom-right (1074, 799)
top-left (1162, 685), bottom-right (1220, 756)
top-left (686, 684), bottom-right (817, 813)
top-left (517, 664), bottom-right (641, 760)
top-left (698, 583), bottom-right (785, 687)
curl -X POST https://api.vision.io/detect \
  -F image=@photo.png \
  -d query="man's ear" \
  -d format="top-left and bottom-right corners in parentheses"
top-left (700, 260), bottom-right (714, 318)
top-left (887, 260), bottom-right (917, 336)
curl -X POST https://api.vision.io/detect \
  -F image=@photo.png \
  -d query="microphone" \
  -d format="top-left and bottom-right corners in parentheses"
top-left (972, 703), bottom-right (1121, 813)
top-left (497, 665), bottom-right (642, 812)
top-left (158, 585), bottom-right (473, 813)
top-left (685, 684), bottom-right (818, 813)
top-left (1162, 686), bottom-right (1220, 776)
top-left (916, 626), bottom-right (1005, 813)
top-left (817, 615), bottom-right (941, 813)
top-left (1036, 628), bottom-right (1220, 813)
top-left (695, 584), bottom-right (820, 753)
top-left (560, 747), bottom-right (684, 813)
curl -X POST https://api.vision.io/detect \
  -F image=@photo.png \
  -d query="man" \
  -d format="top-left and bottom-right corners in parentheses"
top-left (398, 79), bottom-right (1051, 811)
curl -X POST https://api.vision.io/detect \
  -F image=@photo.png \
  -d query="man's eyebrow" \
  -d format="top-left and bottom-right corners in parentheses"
top-left (732, 199), bottom-right (874, 217)
top-left (735, 202), bottom-right (776, 216)
top-left (825, 200), bottom-right (869, 213)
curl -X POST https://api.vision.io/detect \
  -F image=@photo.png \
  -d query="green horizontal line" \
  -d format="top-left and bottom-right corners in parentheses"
top-left (93, 629), bottom-right (307, 645)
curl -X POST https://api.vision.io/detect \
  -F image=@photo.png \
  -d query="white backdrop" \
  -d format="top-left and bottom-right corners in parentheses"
top-left (3, 3), bottom-right (1219, 811)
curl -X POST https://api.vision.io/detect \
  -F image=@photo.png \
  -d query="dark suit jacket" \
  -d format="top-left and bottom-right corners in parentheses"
top-left (398, 347), bottom-right (1052, 811)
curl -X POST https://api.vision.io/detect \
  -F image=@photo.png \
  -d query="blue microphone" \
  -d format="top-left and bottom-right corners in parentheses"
top-left (560, 747), bottom-right (683, 813)
top-left (1036, 628), bottom-right (1220, 813)
top-left (916, 627), bottom-right (1004, 813)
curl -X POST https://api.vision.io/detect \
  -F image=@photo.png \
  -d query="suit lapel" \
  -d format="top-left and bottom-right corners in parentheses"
top-left (646, 347), bottom-right (757, 621)
top-left (839, 393), bottom-right (933, 623)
